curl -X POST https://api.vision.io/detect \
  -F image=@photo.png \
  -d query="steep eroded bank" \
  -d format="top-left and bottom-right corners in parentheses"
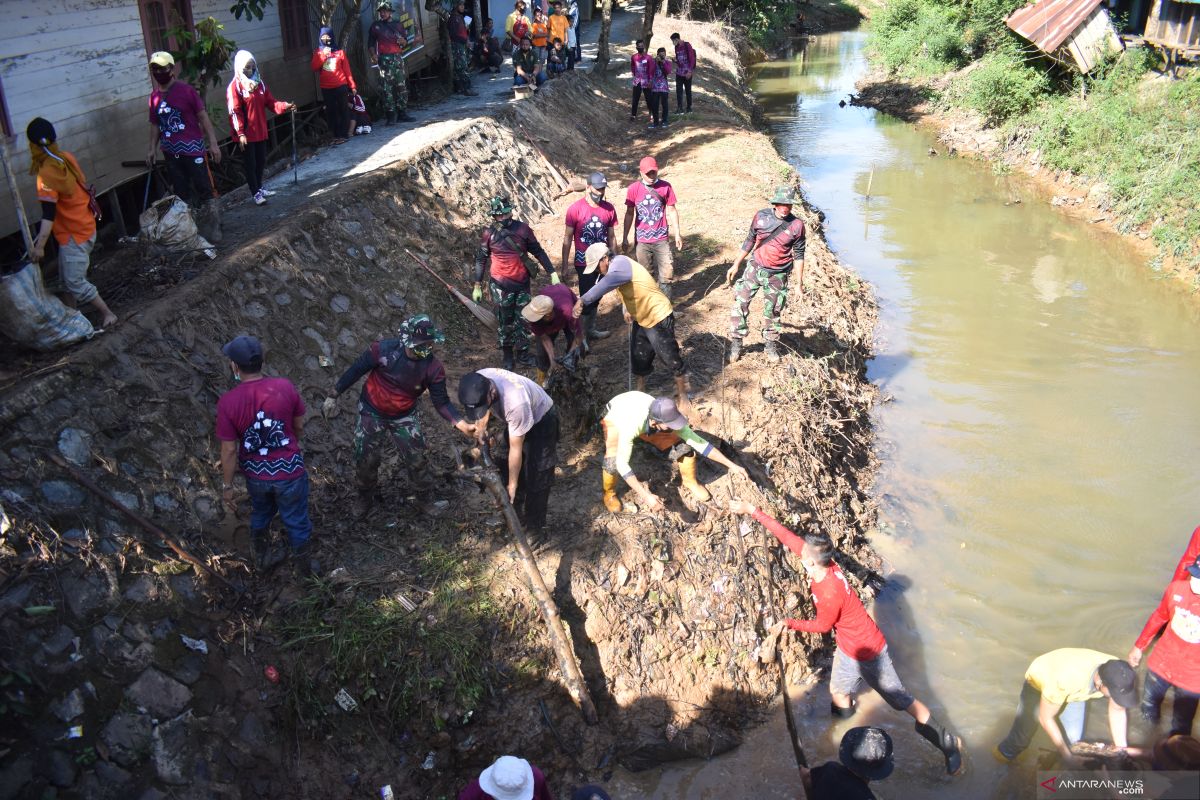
top-left (0, 18), bottom-right (879, 800)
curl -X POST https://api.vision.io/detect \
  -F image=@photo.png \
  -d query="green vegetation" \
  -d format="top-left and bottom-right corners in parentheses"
top-left (869, 0), bottom-right (1200, 270)
top-left (276, 545), bottom-right (498, 733)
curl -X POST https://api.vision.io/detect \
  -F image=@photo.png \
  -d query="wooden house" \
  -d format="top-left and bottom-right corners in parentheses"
top-left (1142, 0), bottom-right (1200, 72)
top-left (1006, 0), bottom-right (1124, 73)
top-left (0, 0), bottom-right (444, 242)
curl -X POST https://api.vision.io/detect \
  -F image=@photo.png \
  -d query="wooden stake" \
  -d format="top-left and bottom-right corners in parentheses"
top-left (0, 137), bottom-right (36, 257)
top-left (865, 164), bottom-right (875, 201)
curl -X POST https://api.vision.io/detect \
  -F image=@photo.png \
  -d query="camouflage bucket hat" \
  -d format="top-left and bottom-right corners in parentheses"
top-left (488, 195), bottom-right (514, 216)
top-left (398, 314), bottom-right (445, 349)
top-left (768, 186), bottom-right (800, 205)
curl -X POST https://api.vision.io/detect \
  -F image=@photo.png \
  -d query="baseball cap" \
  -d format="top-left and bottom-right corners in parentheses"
top-left (222, 335), bottom-right (263, 369)
top-left (649, 397), bottom-right (687, 430)
top-left (457, 372), bottom-right (494, 422)
top-left (1186, 556), bottom-right (1200, 579)
top-left (583, 243), bottom-right (609, 275)
top-left (638, 156), bottom-right (659, 174)
top-left (1097, 659), bottom-right (1138, 709)
top-left (588, 172), bottom-right (608, 189)
top-left (149, 51), bottom-right (175, 68)
top-left (839, 726), bottom-right (895, 781)
top-left (521, 294), bottom-right (555, 323)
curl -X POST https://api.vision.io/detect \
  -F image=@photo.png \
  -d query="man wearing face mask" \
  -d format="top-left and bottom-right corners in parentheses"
top-left (1129, 557), bottom-right (1200, 738)
top-left (727, 499), bottom-right (965, 775)
top-left (562, 172), bottom-right (617, 343)
top-left (630, 39), bottom-right (652, 120)
top-left (622, 156), bottom-right (683, 295)
top-left (726, 186), bottom-right (807, 364)
top-left (146, 52), bottom-right (223, 241)
top-left (599, 392), bottom-right (747, 513)
top-left (368, 2), bottom-right (412, 125)
top-left (473, 195), bottom-right (560, 370)
top-left (324, 315), bottom-right (474, 518)
top-left (215, 336), bottom-right (315, 575)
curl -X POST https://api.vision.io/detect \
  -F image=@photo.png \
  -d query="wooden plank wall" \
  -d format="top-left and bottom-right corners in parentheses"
top-left (0, 0), bottom-right (321, 240)
top-left (1146, 0), bottom-right (1200, 48)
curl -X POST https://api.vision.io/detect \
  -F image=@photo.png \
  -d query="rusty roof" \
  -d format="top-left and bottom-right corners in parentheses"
top-left (1006, 0), bottom-right (1105, 53)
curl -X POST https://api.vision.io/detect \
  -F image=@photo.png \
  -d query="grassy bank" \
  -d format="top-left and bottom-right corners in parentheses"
top-left (866, 0), bottom-right (1200, 275)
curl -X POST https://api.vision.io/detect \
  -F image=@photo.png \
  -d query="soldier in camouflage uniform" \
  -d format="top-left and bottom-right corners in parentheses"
top-left (473, 196), bottom-right (561, 371)
top-left (324, 315), bottom-right (474, 517)
top-left (726, 186), bottom-right (807, 364)
top-left (368, 2), bottom-right (411, 124)
top-left (448, 1), bottom-right (478, 96)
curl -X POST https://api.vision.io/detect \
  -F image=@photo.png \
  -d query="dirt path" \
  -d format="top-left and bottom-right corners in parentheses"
top-left (0, 15), bottom-right (881, 800)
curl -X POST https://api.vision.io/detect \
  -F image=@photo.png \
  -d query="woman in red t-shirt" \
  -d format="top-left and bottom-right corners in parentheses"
top-left (311, 27), bottom-right (356, 145)
top-left (227, 49), bottom-right (295, 206)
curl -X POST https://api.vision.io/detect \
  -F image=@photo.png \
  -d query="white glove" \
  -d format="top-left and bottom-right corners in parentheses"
top-left (322, 396), bottom-right (338, 418)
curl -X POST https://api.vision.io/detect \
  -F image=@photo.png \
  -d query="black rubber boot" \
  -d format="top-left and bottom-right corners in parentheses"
top-left (502, 346), bottom-right (515, 371)
top-left (830, 700), bottom-right (856, 719)
top-left (385, 110), bottom-right (396, 126)
top-left (293, 542), bottom-right (319, 579)
top-left (728, 337), bottom-right (742, 364)
top-left (916, 716), bottom-right (963, 775)
top-left (764, 339), bottom-right (781, 363)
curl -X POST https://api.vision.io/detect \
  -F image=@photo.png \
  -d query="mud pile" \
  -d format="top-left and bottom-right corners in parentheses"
top-left (0, 18), bottom-right (879, 800)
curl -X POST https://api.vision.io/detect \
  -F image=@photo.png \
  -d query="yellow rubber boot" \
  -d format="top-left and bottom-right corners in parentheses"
top-left (679, 455), bottom-right (711, 502)
top-left (602, 471), bottom-right (622, 513)
top-left (535, 368), bottom-right (548, 386)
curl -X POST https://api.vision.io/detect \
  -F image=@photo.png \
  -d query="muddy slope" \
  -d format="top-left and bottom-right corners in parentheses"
top-left (0, 19), bottom-right (880, 800)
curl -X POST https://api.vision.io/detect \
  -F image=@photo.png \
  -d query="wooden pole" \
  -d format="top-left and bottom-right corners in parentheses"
top-left (47, 451), bottom-right (237, 592)
top-left (865, 164), bottom-right (875, 201)
top-left (465, 446), bottom-right (598, 725)
top-left (0, 137), bottom-right (37, 257)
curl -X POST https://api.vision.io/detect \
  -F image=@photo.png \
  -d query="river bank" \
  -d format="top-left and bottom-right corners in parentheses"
top-left (851, 0), bottom-right (1199, 290)
top-left (0, 15), bottom-right (881, 800)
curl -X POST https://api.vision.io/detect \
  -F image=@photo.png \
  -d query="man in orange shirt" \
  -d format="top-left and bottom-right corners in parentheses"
top-left (27, 118), bottom-right (117, 328)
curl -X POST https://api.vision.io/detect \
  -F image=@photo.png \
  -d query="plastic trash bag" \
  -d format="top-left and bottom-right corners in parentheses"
top-left (0, 261), bottom-right (95, 350)
top-left (138, 195), bottom-right (216, 259)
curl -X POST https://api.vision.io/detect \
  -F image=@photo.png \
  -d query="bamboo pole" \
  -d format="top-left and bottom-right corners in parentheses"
top-left (463, 445), bottom-right (598, 725)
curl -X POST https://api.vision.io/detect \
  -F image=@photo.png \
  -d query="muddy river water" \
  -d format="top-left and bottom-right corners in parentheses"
top-left (609, 29), bottom-right (1200, 799)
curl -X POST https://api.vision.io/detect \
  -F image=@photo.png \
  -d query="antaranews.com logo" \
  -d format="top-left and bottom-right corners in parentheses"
top-left (1037, 770), bottom-right (1199, 799)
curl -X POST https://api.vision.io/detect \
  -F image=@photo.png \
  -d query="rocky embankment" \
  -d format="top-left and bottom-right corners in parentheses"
top-left (0, 17), bottom-right (880, 800)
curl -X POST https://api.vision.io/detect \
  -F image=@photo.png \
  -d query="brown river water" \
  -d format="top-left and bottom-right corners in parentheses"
top-left (605, 29), bottom-right (1200, 799)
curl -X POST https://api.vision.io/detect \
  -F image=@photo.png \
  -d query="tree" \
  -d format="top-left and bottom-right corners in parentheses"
top-left (596, 0), bottom-right (614, 70)
top-left (168, 17), bottom-right (238, 90)
top-left (641, 0), bottom-right (657, 45)
top-left (231, 0), bottom-right (274, 20)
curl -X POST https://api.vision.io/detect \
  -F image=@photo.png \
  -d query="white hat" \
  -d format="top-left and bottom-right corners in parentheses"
top-left (479, 756), bottom-right (534, 800)
top-left (582, 242), bottom-right (609, 275)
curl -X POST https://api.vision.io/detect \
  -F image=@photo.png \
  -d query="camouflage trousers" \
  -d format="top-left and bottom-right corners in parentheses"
top-left (378, 53), bottom-right (409, 114)
top-left (451, 42), bottom-right (472, 91)
top-left (353, 407), bottom-right (431, 494)
top-left (489, 281), bottom-right (533, 349)
top-left (730, 263), bottom-right (791, 341)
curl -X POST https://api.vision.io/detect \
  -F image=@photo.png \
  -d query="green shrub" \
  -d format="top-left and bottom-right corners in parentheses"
top-left (956, 49), bottom-right (1050, 124)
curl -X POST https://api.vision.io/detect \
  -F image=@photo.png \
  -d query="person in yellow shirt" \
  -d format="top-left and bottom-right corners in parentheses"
top-left (505, 0), bottom-right (530, 59)
top-left (548, 1), bottom-right (572, 68)
top-left (572, 243), bottom-right (691, 415)
top-left (995, 648), bottom-right (1139, 765)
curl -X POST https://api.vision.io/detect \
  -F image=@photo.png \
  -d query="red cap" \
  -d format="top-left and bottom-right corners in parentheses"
top-left (638, 156), bottom-right (659, 174)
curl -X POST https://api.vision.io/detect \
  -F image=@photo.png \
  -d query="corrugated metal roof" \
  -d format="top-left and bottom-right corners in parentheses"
top-left (1006, 0), bottom-right (1105, 53)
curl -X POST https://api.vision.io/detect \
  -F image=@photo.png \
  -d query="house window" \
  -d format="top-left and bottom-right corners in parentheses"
top-left (139, 0), bottom-right (195, 56)
top-left (279, 0), bottom-right (311, 58)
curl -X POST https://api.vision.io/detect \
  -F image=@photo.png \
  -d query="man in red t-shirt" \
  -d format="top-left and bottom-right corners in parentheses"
top-left (562, 171), bottom-right (617, 342)
top-left (729, 499), bottom-right (964, 775)
top-left (521, 284), bottom-right (583, 384)
top-left (215, 336), bottom-right (314, 574)
top-left (622, 156), bottom-right (683, 296)
top-left (1129, 557), bottom-right (1200, 737)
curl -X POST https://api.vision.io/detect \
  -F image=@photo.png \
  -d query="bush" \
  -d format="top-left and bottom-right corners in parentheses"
top-left (956, 49), bottom-right (1050, 124)
top-left (869, 0), bottom-right (1029, 76)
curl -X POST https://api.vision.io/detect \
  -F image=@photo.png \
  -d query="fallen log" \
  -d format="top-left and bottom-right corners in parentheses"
top-left (458, 445), bottom-right (598, 725)
top-left (46, 451), bottom-right (237, 592)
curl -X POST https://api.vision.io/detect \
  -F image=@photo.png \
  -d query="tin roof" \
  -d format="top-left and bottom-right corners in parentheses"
top-left (1006, 0), bottom-right (1105, 53)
